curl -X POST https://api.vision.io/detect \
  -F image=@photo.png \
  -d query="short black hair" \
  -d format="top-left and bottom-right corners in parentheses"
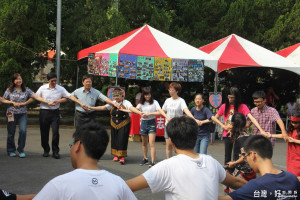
top-left (244, 135), bottom-right (273, 159)
top-left (82, 74), bottom-right (93, 82)
top-left (252, 90), bottom-right (266, 99)
top-left (73, 122), bottom-right (109, 160)
top-left (47, 72), bottom-right (57, 80)
top-left (166, 117), bottom-right (198, 150)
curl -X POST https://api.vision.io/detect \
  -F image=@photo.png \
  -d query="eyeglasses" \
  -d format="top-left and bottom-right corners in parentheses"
top-left (243, 152), bottom-right (255, 162)
top-left (50, 79), bottom-right (57, 83)
top-left (253, 100), bottom-right (264, 104)
top-left (68, 140), bottom-right (79, 148)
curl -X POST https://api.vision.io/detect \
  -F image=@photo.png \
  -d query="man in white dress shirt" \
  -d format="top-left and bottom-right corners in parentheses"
top-left (36, 72), bottom-right (85, 159)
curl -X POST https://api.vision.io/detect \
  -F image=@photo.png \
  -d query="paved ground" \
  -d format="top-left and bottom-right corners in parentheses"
top-left (0, 126), bottom-right (287, 199)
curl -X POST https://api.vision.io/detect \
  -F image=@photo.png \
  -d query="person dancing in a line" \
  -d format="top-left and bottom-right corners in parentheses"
top-left (211, 87), bottom-right (268, 166)
top-left (136, 87), bottom-right (168, 167)
top-left (90, 87), bottom-right (143, 165)
top-left (269, 111), bottom-right (300, 180)
top-left (161, 82), bottom-right (198, 158)
top-left (1, 73), bottom-right (48, 158)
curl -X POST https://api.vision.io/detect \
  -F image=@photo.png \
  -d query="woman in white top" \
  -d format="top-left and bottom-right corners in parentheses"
top-left (136, 87), bottom-right (166, 167)
top-left (162, 82), bottom-right (197, 158)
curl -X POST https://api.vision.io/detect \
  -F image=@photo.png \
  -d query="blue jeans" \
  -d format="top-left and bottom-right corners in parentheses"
top-left (140, 119), bottom-right (156, 135)
top-left (7, 113), bottom-right (27, 153)
top-left (194, 135), bottom-right (209, 154)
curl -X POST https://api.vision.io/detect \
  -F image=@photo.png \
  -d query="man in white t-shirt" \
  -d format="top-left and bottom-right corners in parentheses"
top-left (126, 116), bottom-right (247, 200)
top-left (34, 122), bottom-right (137, 200)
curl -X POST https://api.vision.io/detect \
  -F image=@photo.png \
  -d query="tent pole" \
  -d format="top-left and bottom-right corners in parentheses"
top-left (74, 63), bottom-right (79, 127)
top-left (214, 72), bottom-right (218, 92)
top-left (115, 66), bottom-right (118, 86)
top-left (56, 0), bottom-right (61, 84)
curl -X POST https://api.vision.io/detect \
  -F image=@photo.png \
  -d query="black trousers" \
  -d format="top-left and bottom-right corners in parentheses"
top-left (39, 109), bottom-right (60, 153)
top-left (224, 137), bottom-right (233, 164)
top-left (75, 110), bottom-right (96, 129)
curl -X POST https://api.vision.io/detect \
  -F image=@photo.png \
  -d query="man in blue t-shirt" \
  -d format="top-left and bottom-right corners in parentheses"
top-left (219, 135), bottom-right (300, 200)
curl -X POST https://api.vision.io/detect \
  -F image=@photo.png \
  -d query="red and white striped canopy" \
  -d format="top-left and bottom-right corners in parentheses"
top-left (77, 25), bottom-right (217, 71)
top-left (276, 43), bottom-right (300, 66)
top-left (199, 34), bottom-right (300, 74)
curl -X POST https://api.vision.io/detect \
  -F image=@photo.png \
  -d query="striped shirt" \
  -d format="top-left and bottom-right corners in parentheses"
top-left (247, 104), bottom-right (281, 145)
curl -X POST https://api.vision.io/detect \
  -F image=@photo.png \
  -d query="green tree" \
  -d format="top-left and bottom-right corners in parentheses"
top-left (0, 0), bottom-right (49, 93)
top-left (264, 0), bottom-right (300, 50)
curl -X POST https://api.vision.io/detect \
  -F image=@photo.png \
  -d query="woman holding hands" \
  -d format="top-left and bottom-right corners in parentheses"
top-left (1, 73), bottom-right (47, 158)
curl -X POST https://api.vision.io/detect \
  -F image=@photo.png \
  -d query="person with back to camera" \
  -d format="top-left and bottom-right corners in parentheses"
top-left (211, 87), bottom-right (269, 166)
top-left (33, 122), bottom-right (137, 200)
top-left (269, 111), bottom-right (300, 180)
top-left (190, 93), bottom-right (213, 154)
top-left (219, 135), bottom-right (300, 200)
top-left (126, 116), bottom-right (247, 200)
top-left (1, 73), bottom-right (48, 158)
top-left (136, 87), bottom-right (168, 167)
top-left (90, 87), bottom-right (143, 165)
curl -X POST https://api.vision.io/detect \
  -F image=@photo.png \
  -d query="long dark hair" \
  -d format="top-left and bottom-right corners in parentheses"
top-left (9, 73), bottom-right (26, 92)
top-left (225, 87), bottom-right (242, 116)
top-left (140, 87), bottom-right (153, 105)
top-left (230, 113), bottom-right (246, 143)
top-left (288, 111), bottom-right (300, 138)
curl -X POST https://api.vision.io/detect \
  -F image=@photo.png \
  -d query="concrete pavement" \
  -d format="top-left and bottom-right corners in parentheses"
top-left (0, 126), bottom-right (287, 199)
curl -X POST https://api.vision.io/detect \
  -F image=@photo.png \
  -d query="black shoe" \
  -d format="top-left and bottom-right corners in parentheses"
top-left (43, 152), bottom-right (49, 157)
top-left (52, 153), bottom-right (60, 159)
top-left (140, 158), bottom-right (149, 166)
top-left (149, 162), bottom-right (155, 168)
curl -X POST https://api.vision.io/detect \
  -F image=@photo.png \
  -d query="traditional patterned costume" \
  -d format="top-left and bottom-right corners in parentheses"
top-left (110, 103), bottom-right (131, 157)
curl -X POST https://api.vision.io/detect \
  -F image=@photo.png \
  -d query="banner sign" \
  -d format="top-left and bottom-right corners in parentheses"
top-left (136, 56), bottom-right (154, 80)
top-left (188, 59), bottom-right (204, 82)
top-left (118, 54), bottom-right (137, 79)
top-left (108, 53), bottom-right (118, 77)
top-left (154, 57), bottom-right (172, 81)
top-left (87, 53), bottom-right (95, 75)
top-left (171, 59), bottom-right (188, 82)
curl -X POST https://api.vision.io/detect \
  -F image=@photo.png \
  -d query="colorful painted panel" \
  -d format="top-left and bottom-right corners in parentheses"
top-left (154, 58), bottom-right (172, 81)
top-left (171, 59), bottom-right (188, 82)
top-left (108, 53), bottom-right (118, 77)
top-left (136, 56), bottom-right (154, 80)
top-left (188, 60), bottom-right (204, 82)
top-left (99, 53), bottom-right (109, 76)
top-left (118, 54), bottom-right (137, 79)
top-left (87, 53), bottom-right (95, 75)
